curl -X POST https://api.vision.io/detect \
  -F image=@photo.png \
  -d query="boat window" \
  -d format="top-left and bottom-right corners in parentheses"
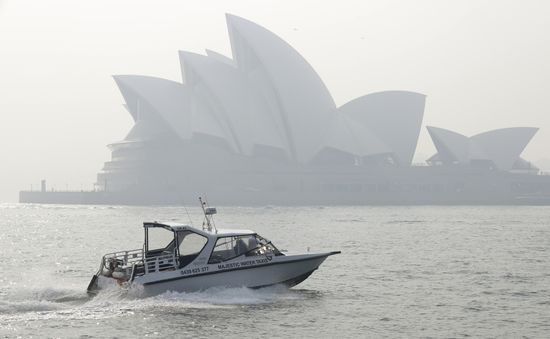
top-left (147, 227), bottom-right (174, 252)
top-left (177, 231), bottom-right (208, 256)
top-left (246, 235), bottom-right (281, 257)
top-left (208, 234), bottom-right (281, 263)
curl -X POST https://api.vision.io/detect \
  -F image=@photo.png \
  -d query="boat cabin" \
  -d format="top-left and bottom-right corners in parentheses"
top-left (140, 222), bottom-right (282, 273)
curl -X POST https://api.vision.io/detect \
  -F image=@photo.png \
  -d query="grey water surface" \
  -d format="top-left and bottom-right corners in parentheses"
top-left (0, 204), bottom-right (549, 338)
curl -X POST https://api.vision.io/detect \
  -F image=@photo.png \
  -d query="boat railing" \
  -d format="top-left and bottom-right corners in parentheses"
top-left (99, 249), bottom-right (177, 277)
top-left (144, 252), bottom-right (177, 273)
top-left (101, 248), bottom-right (144, 272)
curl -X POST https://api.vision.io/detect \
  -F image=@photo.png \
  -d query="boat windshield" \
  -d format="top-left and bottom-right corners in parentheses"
top-left (175, 230), bottom-right (208, 268)
top-left (177, 231), bottom-right (208, 256)
top-left (146, 227), bottom-right (175, 254)
top-left (208, 234), bottom-right (281, 264)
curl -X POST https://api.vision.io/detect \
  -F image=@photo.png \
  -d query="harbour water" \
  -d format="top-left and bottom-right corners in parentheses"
top-left (0, 204), bottom-right (549, 338)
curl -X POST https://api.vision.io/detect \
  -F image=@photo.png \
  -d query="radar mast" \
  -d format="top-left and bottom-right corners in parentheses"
top-left (199, 196), bottom-right (217, 233)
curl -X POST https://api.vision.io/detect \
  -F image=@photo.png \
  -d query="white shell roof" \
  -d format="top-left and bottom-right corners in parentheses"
top-left (427, 126), bottom-right (538, 170)
top-left (470, 127), bottom-right (538, 170)
top-left (205, 49), bottom-right (235, 66)
top-left (427, 126), bottom-right (470, 164)
top-left (226, 14), bottom-right (336, 163)
top-left (114, 75), bottom-right (193, 140)
top-left (340, 91), bottom-right (426, 165)
top-left (322, 114), bottom-right (392, 158)
top-left (124, 119), bottom-right (168, 142)
top-left (179, 51), bottom-right (287, 156)
top-left (113, 16), bottom-right (436, 167)
top-left (114, 74), bottom-right (232, 147)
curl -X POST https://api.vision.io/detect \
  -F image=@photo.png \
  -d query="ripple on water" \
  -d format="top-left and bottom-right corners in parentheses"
top-left (0, 205), bottom-right (549, 338)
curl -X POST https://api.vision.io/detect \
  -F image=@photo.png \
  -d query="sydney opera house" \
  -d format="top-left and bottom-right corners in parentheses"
top-left (20, 14), bottom-right (550, 205)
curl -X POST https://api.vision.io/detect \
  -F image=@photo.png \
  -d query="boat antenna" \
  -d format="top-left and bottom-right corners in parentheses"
top-left (183, 204), bottom-right (193, 226)
top-left (178, 197), bottom-right (194, 226)
top-left (199, 196), bottom-right (217, 233)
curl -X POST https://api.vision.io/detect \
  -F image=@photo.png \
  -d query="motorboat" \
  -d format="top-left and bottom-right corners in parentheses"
top-left (87, 199), bottom-right (340, 295)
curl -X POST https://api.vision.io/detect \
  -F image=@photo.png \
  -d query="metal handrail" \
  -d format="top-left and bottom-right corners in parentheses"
top-left (99, 248), bottom-right (177, 277)
top-left (101, 248), bottom-right (143, 271)
top-left (144, 252), bottom-right (177, 273)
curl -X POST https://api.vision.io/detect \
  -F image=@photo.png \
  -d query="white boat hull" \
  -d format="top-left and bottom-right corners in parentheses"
top-left (90, 252), bottom-right (338, 296)
top-left (138, 252), bottom-right (334, 295)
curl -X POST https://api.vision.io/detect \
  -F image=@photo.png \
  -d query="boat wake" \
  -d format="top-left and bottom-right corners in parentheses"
top-left (89, 283), bottom-right (307, 309)
top-left (0, 286), bottom-right (88, 314)
top-left (147, 284), bottom-right (306, 306)
top-left (0, 299), bottom-right (64, 315)
top-left (1, 283), bottom-right (312, 323)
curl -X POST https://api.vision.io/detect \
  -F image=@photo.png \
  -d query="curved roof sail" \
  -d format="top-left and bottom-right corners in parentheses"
top-left (179, 51), bottom-right (287, 156)
top-left (340, 91), bottom-right (426, 165)
top-left (115, 74), bottom-right (234, 149)
top-left (427, 126), bottom-right (538, 170)
top-left (205, 49), bottom-right (235, 66)
top-left (226, 14), bottom-right (337, 163)
top-left (426, 126), bottom-right (470, 164)
top-left (321, 114), bottom-right (392, 159)
top-left (114, 75), bottom-right (193, 140)
top-left (470, 127), bottom-right (538, 170)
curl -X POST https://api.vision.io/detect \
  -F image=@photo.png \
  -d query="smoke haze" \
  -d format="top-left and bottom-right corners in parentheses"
top-left (1, 0), bottom-right (549, 202)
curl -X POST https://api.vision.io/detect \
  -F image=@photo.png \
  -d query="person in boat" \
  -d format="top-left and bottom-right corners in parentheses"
top-left (235, 235), bottom-right (259, 256)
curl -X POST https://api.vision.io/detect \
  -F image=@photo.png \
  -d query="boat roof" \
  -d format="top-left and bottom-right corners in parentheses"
top-left (143, 221), bottom-right (256, 237)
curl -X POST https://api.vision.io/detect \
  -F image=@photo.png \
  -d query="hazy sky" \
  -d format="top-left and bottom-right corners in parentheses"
top-left (1, 0), bottom-right (549, 202)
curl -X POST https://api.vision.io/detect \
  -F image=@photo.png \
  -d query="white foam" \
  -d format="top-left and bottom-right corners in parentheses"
top-left (154, 285), bottom-right (300, 305)
top-left (0, 300), bottom-right (64, 314)
top-left (0, 283), bottom-right (304, 324)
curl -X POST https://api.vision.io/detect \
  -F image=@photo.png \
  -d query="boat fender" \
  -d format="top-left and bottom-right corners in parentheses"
top-left (107, 258), bottom-right (122, 271)
top-left (112, 269), bottom-right (127, 280)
